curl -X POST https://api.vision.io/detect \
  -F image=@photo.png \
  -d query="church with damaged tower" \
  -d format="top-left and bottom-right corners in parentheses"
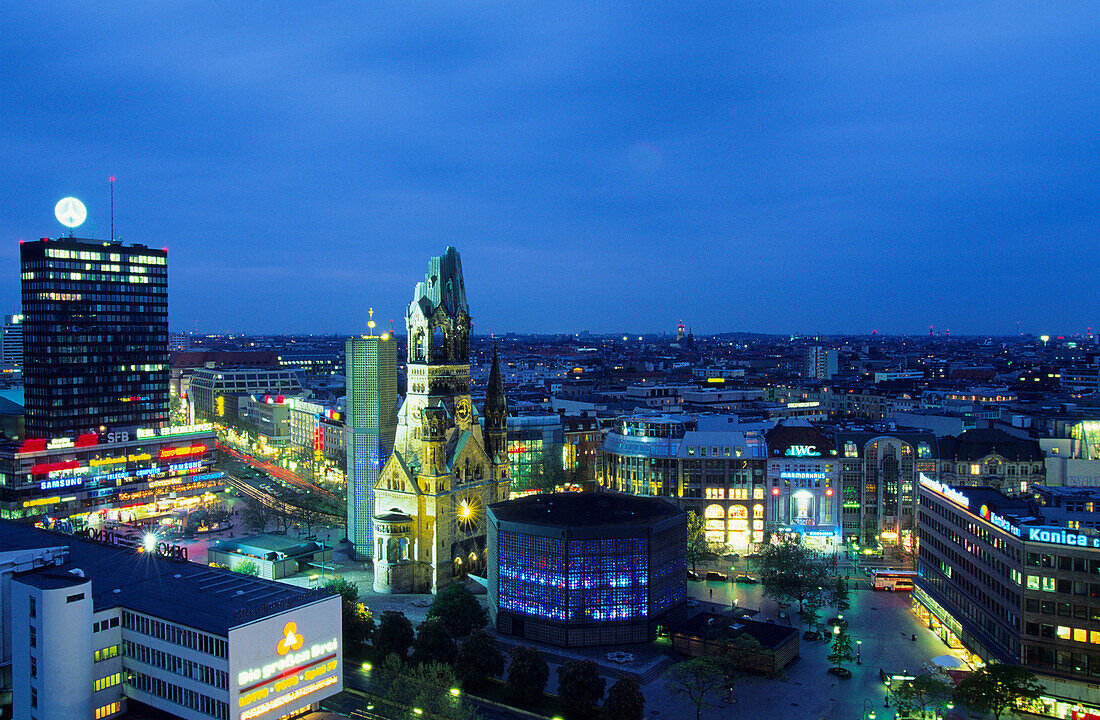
top-left (372, 247), bottom-right (510, 594)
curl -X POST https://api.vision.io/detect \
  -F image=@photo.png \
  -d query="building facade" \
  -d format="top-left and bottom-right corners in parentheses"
top-left (764, 420), bottom-right (841, 550)
top-left (916, 477), bottom-right (1100, 719)
top-left (938, 428), bottom-right (1045, 492)
top-left (344, 336), bottom-right (397, 560)
top-left (2, 314), bottom-right (22, 366)
top-left (371, 248), bottom-right (510, 593)
top-left (836, 430), bottom-right (939, 550)
top-left (488, 492), bottom-right (686, 647)
top-left (21, 239), bottom-right (169, 438)
top-left (189, 368), bottom-right (302, 422)
top-left (1, 521), bottom-right (341, 720)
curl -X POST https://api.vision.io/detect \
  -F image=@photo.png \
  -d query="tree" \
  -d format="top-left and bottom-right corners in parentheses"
top-left (231, 559), bottom-right (260, 576)
top-left (504, 646), bottom-right (549, 707)
top-left (954, 664), bottom-right (1046, 720)
top-left (603, 677), bottom-right (645, 720)
top-left (412, 617), bottom-right (458, 666)
top-left (240, 500), bottom-right (273, 533)
top-left (373, 611), bottom-right (415, 661)
top-left (325, 577), bottom-right (373, 646)
top-left (828, 575), bottom-right (850, 609)
top-left (828, 627), bottom-right (855, 670)
top-left (427, 583), bottom-right (489, 638)
top-left (455, 630), bottom-right (506, 691)
top-left (664, 658), bottom-right (726, 720)
top-left (556, 660), bottom-right (606, 719)
top-left (685, 511), bottom-right (714, 573)
top-left (802, 593), bottom-right (824, 632)
top-left (891, 673), bottom-right (954, 719)
top-left (753, 540), bottom-right (831, 612)
top-left (403, 663), bottom-right (479, 720)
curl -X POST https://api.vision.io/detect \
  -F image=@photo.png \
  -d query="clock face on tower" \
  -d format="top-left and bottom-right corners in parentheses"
top-left (456, 398), bottom-right (471, 424)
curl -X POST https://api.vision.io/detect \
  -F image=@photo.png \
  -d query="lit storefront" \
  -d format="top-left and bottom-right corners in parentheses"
top-left (764, 422), bottom-right (841, 550)
top-left (0, 424), bottom-right (222, 525)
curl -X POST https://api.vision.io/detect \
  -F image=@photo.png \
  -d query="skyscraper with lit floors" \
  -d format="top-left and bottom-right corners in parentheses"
top-left (345, 333), bottom-right (397, 560)
top-left (20, 238), bottom-right (168, 438)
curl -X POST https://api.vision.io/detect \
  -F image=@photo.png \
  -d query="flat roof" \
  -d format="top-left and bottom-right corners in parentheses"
top-left (672, 611), bottom-right (798, 650)
top-left (0, 521), bottom-right (327, 635)
top-left (489, 492), bottom-right (683, 528)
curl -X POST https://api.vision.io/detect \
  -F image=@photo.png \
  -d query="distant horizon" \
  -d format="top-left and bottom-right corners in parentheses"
top-left (174, 328), bottom-right (1086, 341)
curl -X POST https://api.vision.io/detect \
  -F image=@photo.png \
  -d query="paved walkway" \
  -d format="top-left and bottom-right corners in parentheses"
top-left (645, 573), bottom-right (970, 720)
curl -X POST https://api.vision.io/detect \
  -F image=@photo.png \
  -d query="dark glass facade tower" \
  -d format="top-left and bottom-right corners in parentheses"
top-left (20, 238), bottom-right (169, 438)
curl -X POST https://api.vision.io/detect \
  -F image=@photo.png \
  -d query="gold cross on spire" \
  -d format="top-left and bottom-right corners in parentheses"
top-left (367, 307), bottom-right (376, 337)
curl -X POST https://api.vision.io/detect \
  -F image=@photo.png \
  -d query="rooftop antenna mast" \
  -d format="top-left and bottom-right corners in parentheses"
top-left (109, 176), bottom-right (115, 241)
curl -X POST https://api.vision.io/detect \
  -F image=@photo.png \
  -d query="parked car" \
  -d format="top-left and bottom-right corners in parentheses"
top-left (687, 570), bottom-right (701, 581)
top-left (735, 575), bottom-right (759, 584)
top-left (705, 571), bottom-right (728, 581)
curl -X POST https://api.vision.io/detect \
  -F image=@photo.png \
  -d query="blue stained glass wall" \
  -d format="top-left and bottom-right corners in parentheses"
top-left (497, 532), bottom-right (568, 620)
top-left (497, 530), bottom-right (657, 623)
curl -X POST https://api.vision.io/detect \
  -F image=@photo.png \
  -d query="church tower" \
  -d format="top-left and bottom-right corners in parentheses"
top-left (373, 248), bottom-right (510, 594)
top-left (483, 343), bottom-right (509, 479)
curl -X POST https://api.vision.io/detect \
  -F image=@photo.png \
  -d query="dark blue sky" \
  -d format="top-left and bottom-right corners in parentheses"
top-left (2, 2), bottom-right (1098, 336)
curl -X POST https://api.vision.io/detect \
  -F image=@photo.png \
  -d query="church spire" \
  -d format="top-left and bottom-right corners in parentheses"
top-left (484, 342), bottom-right (508, 462)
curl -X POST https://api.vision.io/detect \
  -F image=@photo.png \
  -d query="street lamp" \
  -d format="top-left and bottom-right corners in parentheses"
top-left (863, 698), bottom-right (876, 720)
top-left (857, 639), bottom-right (862, 664)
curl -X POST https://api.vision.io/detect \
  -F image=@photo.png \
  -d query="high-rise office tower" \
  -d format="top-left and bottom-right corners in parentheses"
top-left (345, 334), bottom-right (398, 560)
top-left (1, 314), bottom-right (22, 366)
top-left (20, 238), bottom-right (169, 438)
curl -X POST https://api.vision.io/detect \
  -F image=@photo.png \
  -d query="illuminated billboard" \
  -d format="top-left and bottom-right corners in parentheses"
top-left (227, 596), bottom-right (342, 720)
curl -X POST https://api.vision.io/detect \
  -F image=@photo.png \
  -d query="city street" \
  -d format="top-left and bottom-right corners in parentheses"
top-left (643, 571), bottom-right (971, 720)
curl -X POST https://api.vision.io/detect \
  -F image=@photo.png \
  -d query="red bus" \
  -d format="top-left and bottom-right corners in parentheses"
top-left (872, 570), bottom-right (917, 591)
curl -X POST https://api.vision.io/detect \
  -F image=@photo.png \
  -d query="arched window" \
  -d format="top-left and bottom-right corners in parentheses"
top-left (753, 504), bottom-right (764, 519)
top-left (704, 504), bottom-right (725, 519)
top-left (729, 505), bottom-right (748, 519)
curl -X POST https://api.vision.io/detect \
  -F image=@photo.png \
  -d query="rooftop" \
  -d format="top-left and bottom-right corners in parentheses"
top-left (489, 492), bottom-right (683, 527)
top-left (0, 521), bottom-right (328, 635)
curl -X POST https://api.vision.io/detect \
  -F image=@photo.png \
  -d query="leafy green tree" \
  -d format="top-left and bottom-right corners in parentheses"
top-left (406, 663), bottom-right (480, 720)
top-left (556, 660), bottom-right (606, 719)
top-left (802, 593), bottom-right (824, 632)
top-left (685, 511), bottom-right (714, 573)
top-left (828, 627), bottom-right (855, 670)
top-left (231, 559), bottom-right (260, 576)
top-left (664, 658), bottom-right (726, 720)
top-left (374, 611), bottom-right (415, 660)
top-left (455, 630), bottom-right (506, 691)
top-left (954, 664), bottom-right (1046, 720)
top-left (427, 583), bottom-right (488, 638)
top-left (891, 673), bottom-right (954, 719)
top-left (412, 617), bottom-right (457, 666)
top-left (753, 540), bottom-right (831, 612)
top-left (504, 646), bottom-right (549, 707)
top-left (324, 576), bottom-right (374, 646)
top-left (603, 677), bottom-right (645, 720)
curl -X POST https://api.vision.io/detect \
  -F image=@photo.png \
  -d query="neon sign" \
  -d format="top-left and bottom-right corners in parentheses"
top-left (237, 636), bottom-right (338, 686)
top-left (919, 474), bottom-right (970, 508)
top-left (39, 476), bottom-right (83, 491)
top-left (989, 512), bottom-right (1021, 537)
top-left (780, 471), bottom-right (826, 480)
top-left (1027, 527), bottom-right (1100, 548)
top-left (784, 445), bottom-right (821, 457)
top-left (159, 445), bottom-right (207, 459)
top-left (136, 423), bottom-right (214, 439)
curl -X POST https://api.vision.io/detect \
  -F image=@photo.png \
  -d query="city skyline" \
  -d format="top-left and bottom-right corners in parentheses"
top-left (1, 3), bottom-right (1097, 336)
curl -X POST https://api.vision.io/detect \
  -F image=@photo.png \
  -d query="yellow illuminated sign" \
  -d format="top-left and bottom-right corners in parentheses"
top-left (23, 496), bottom-right (61, 508)
top-left (239, 675), bottom-right (337, 720)
top-left (89, 456), bottom-right (127, 467)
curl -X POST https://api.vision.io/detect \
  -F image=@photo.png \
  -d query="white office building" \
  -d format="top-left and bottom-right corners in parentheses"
top-left (0, 521), bottom-right (341, 720)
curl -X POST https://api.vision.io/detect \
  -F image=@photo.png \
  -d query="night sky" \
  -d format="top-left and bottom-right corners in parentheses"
top-left (1, 2), bottom-right (1097, 336)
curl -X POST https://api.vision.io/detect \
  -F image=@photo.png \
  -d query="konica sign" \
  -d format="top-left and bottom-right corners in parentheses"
top-left (228, 596), bottom-right (342, 720)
